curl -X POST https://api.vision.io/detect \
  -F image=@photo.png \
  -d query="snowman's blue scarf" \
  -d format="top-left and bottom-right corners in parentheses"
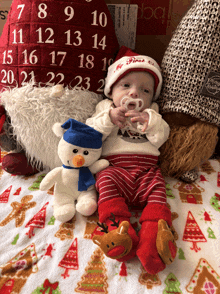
top-left (62, 165), bottom-right (95, 191)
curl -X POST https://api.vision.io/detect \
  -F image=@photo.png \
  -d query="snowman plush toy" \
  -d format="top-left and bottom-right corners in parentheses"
top-left (40, 118), bottom-right (109, 223)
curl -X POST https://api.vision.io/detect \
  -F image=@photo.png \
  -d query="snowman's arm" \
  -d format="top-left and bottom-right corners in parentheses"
top-left (89, 159), bottom-right (109, 174)
top-left (40, 167), bottom-right (62, 191)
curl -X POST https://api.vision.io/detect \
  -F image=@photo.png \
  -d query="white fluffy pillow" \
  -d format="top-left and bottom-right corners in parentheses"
top-left (1, 84), bottom-right (102, 170)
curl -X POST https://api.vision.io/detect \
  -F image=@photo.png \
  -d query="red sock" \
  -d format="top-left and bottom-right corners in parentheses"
top-left (137, 221), bottom-right (165, 274)
top-left (136, 204), bottom-right (172, 275)
top-left (98, 198), bottom-right (139, 262)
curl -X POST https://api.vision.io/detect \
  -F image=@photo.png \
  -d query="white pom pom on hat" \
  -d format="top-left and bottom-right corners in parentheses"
top-left (52, 123), bottom-right (65, 138)
top-left (104, 46), bottom-right (163, 100)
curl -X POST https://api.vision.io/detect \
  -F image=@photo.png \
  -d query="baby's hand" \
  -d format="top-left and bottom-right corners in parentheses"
top-left (110, 106), bottom-right (127, 128)
top-left (125, 110), bottom-right (149, 132)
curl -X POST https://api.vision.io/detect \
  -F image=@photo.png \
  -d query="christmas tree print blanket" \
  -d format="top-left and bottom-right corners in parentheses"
top-left (0, 152), bottom-right (220, 294)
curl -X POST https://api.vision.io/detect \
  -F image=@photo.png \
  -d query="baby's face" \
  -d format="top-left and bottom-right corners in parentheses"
top-left (110, 71), bottom-right (155, 111)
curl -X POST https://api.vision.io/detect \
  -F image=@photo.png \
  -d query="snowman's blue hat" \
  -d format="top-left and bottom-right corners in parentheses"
top-left (61, 119), bottom-right (103, 149)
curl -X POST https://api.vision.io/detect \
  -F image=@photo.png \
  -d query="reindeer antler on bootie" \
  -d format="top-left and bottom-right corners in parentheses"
top-left (97, 222), bottom-right (109, 234)
top-left (109, 213), bottom-right (120, 228)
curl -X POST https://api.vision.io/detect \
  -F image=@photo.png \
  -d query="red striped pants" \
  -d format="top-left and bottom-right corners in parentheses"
top-left (95, 154), bottom-right (167, 207)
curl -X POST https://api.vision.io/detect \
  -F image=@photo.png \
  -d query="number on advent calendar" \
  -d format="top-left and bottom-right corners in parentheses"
top-left (92, 34), bottom-right (107, 50)
top-left (1, 69), bottom-right (15, 84)
top-left (2, 50), bottom-right (13, 64)
top-left (74, 76), bottom-right (91, 90)
top-left (78, 54), bottom-right (95, 69)
top-left (65, 30), bottom-right (82, 46)
top-left (38, 3), bottom-right (48, 19)
top-left (12, 29), bottom-right (24, 44)
top-left (50, 51), bottom-right (67, 67)
top-left (17, 4), bottom-right (25, 19)
top-left (22, 50), bottom-right (38, 65)
top-left (91, 11), bottom-right (107, 27)
top-left (64, 6), bottom-right (75, 21)
top-left (21, 71), bottom-right (35, 85)
top-left (0, 0), bottom-right (118, 94)
top-left (36, 28), bottom-right (55, 44)
top-left (46, 72), bottom-right (65, 86)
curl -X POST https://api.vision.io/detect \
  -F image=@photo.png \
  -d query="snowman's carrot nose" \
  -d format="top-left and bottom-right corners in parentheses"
top-left (72, 155), bottom-right (85, 167)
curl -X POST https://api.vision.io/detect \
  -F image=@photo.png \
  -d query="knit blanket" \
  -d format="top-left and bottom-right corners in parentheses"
top-left (0, 153), bottom-right (220, 294)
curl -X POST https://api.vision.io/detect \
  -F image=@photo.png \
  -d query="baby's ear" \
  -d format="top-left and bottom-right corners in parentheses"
top-left (52, 122), bottom-right (65, 137)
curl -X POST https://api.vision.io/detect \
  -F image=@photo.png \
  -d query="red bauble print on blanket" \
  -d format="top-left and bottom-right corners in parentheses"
top-left (0, 0), bottom-right (119, 93)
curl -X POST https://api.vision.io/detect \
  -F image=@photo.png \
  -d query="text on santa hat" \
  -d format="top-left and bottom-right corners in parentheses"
top-left (115, 57), bottom-right (154, 72)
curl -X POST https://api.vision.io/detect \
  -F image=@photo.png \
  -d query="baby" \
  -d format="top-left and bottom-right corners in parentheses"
top-left (86, 46), bottom-right (176, 275)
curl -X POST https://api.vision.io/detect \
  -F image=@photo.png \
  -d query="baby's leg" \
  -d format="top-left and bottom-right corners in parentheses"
top-left (97, 198), bottom-right (139, 261)
top-left (137, 166), bottom-right (176, 274)
top-left (136, 204), bottom-right (172, 274)
top-left (136, 168), bottom-right (176, 274)
top-left (95, 167), bottom-right (139, 261)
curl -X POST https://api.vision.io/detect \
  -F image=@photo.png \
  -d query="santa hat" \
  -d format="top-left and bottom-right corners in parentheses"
top-left (104, 46), bottom-right (162, 100)
top-left (62, 119), bottom-right (102, 149)
top-left (0, 0), bottom-right (119, 94)
top-left (158, 0), bottom-right (220, 126)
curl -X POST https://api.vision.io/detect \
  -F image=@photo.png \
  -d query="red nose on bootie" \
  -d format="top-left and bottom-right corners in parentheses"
top-left (107, 245), bottom-right (126, 258)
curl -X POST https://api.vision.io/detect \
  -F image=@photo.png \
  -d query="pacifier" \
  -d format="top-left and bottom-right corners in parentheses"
top-left (120, 96), bottom-right (144, 111)
top-left (120, 96), bottom-right (144, 132)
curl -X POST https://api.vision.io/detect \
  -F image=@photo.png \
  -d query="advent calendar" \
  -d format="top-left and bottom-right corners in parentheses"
top-left (0, 0), bottom-right (119, 93)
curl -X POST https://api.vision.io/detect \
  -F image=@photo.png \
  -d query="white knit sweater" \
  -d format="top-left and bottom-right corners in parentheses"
top-left (86, 99), bottom-right (170, 157)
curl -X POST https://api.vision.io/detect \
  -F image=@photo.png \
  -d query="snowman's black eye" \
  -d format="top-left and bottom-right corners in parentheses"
top-left (83, 150), bottom-right (89, 155)
top-left (73, 149), bottom-right (78, 153)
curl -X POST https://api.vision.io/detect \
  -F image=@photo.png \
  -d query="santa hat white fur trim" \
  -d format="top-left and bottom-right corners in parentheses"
top-left (104, 55), bottom-right (162, 100)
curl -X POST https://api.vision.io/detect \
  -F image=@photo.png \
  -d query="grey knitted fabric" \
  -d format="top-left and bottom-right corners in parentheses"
top-left (158, 0), bottom-right (220, 127)
top-left (179, 169), bottom-right (199, 183)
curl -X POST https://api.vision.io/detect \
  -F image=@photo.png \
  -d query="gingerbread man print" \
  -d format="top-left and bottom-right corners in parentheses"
top-left (0, 195), bottom-right (36, 227)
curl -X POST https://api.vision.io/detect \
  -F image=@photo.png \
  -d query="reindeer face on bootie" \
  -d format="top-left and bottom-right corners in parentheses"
top-left (92, 219), bottom-right (132, 260)
top-left (40, 118), bottom-right (109, 223)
